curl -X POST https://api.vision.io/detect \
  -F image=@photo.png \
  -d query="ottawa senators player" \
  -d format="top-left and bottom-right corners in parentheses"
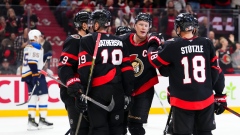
top-left (118, 12), bottom-right (164, 135)
top-left (148, 13), bottom-right (226, 135)
top-left (77, 9), bottom-right (134, 135)
top-left (57, 11), bottom-right (91, 135)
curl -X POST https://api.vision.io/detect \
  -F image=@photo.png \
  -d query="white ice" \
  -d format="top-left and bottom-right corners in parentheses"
top-left (0, 114), bottom-right (239, 135)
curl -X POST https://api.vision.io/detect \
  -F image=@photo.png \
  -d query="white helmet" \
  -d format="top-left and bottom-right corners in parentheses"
top-left (28, 29), bottom-right (41, 40)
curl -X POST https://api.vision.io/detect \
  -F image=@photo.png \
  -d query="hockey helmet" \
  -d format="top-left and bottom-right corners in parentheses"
top-left (174, 13), bottom-right (195, 33)
top-left (90, 9), bottom-right (111, 28)
top-left (28, 29), bottom-right (41, 40)
top-left (115, 26), bottom-right (132, 35)
top-left (74, 11), bottom-right (91, 28)
top-left (135, 12), bottom-right (152, 28)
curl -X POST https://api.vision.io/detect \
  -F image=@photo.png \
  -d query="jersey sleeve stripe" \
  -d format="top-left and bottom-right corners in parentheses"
top-left (58, 62), bottom-right (72, 67)
top-left (78, 51), bottom-right (88, 57)
top-left (156, 56), bottom-right (170, 65)
top-left (148, 54), bottom-right (159, 68)
top-left (28, 59), bottom-right (38, 62)
top-left (78, 62), bottom-right (92, 69)
top-left (121, 66), bottom-right (133, 72)
top-left (92, 68), bottom-right (116, 87)
top-left (61, 52), bottom-right (78, 60)
top-left (212, 66), bottom-right (222, 73)
top-left (28, 62), bottom-right (37, 64)
top-left (122, 57), bottom-right (130, 62)
top-left (211, 56), bottom-right (218, 62)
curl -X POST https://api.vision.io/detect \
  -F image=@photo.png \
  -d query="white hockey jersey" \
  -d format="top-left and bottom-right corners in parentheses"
top-left (21, 43), bottom-right (44, 81)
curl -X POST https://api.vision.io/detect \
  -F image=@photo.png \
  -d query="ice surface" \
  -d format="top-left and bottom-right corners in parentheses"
top-left (0, 114), bottom-right (239, 135)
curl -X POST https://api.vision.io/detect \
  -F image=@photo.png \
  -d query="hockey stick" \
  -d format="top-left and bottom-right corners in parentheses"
top-left (16, 56), bottom-right (52, 106)
top-left (216, 102), bottom-right (240, 117)
top-left (163, 107), bottom-right (172, 135)
top-left (40, 70), bottom-right (114, 112)
top-left (154, 90), bottom-right (168, 115)
top-left (75, 33), bottom-right (102, 135)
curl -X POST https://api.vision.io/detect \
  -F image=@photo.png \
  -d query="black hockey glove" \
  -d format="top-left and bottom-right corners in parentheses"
top-left (148, 32), bottom-right (164, 49)
top-left (214, 94), bottom-right (227, 115)
top-left (75, 96), bottom-right (87, 113)
top-left (66, 78), bottom-right (84, 97)
top-left (124, 96), bottom-right (134, 111)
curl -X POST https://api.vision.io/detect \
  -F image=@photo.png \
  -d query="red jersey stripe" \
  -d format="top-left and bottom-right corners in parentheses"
top-left (61, 52), bottom-right (78, 60)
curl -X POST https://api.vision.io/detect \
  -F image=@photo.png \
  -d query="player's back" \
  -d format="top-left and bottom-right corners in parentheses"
top-left (79, 32), bottom-right (130, 87)
top-left (161, 37), bottom-right (217, 109)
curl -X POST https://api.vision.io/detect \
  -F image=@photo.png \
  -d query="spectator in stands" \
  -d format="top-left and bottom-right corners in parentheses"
top-left (198, 16), bottom-right (207, 37)
top-left (14, 27), bottom-right (29, 68)
top-left (231, 42), bottom-right (240, 74)
top-left (78, 0), bottom-right (95, 12)
top-left (186, 0), bottom-right (200, 13)
top-left (215, 0), bottom-right (231, 11)
top-left (16, 64), bottom-right (22, 75)
top-left (12, 0), bottom-right (26, 17)
top-left (151, 8), bottom-right (160, 32)
top-left (39, 32), bottom-right (52, 68)
top-left (0, 1), bottom-right (12, 18)
top-left (208, 31), bottom-right (219, 49)
top-left (0, 16), bottom-right (6, 41)
top-left (0, 58), bottom-right (16, 75)
top-left (5, 8), bottom-right (22, 37)
top-left (166, 0), bottom-right (186, 13)
top-left (160, 1), bottom-right (177, 40)
top-left (217, 36), bottom-right (236, 74)
top-left (200, 0), bottom-right (214, 13)
top-left (1, 38), bottom-right (15, 66)
top-left (182, 3), bottom-right (197, 17)
top-left (140, 0), bottom-right (154, 15)
top-left (63, 1), bottom-right (79, 34)
top-left (22, 6), bottom-right (39, 30)
top-left (171, 29), bottom-right (178, 38)
top-left (9, 32), bottom-right (16, 45)
top-left (54, 0), bottom-right (72, 26)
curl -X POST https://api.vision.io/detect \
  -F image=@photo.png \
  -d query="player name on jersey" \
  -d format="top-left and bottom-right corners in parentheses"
top-left (181, 45), bottom-right (203, 54)
top-left (98, 40), bottom-right (123, 47)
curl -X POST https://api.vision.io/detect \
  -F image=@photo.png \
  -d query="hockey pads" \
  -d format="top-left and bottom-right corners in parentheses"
top-left (32, 73), bottom-right (40, 85)
top-left (148, 32), bottom-right (164, 49)
top-left (124, 96), bottom-right (134, 111)
top-left (66, 78), bottom-right (84, 97)
top-left (75, 96), bottom-right (87, 113)
top-left (214, 94), bottom-right (227, 115)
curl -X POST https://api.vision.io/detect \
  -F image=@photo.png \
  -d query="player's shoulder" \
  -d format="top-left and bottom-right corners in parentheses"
top-left (118, 33), bottom-right (131, 40)
top-left (164, 37), bottom-right (178, 45)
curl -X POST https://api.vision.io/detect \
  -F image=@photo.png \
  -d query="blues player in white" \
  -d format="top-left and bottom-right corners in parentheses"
top-left (21, 29), bottom-right (53, 130)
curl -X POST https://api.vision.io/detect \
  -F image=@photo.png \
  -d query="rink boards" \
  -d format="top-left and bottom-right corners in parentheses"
top-left (0, 75), bottom-right (239, 117)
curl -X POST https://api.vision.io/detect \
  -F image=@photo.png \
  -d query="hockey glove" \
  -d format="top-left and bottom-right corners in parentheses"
top-left (75, 96), bottom-right (87, 113)
top-left (66, 78), bottom-right (84, 97)
top-left (148, 32), bottom-right (164, 49)
top-left (124, 96), bottom-right (134, 111)
top-left (32, 73), bottom-right (40, 86)
top-left (214, 94), bottom-right (227, 115)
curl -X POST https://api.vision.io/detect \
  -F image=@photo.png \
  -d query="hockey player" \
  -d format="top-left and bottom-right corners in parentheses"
top-left (118, 12), bottom-right (162, 135)
top-left (148, 13), bottom-right (226, 135)
top-left (57, 11), bottom-right (91, 135)
top-left (21, 29), bottom-right (53, 130)
top-left (77, 9), bottom-right (134, 135)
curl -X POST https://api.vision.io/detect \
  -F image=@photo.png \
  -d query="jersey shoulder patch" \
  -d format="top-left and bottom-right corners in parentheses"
top-left (71, 34), bottom-right (80, 39)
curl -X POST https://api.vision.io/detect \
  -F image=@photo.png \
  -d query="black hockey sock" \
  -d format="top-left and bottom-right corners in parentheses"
top-left (197, 131), bottom-right (212, 135)
top-left (128, 122), bottom-right (145, 135)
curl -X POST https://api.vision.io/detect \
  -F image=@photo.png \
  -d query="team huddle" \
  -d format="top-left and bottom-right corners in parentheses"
top-left (22, 8), bottom-right (227, 135)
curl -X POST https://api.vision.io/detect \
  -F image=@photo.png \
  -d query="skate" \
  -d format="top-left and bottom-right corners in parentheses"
top-left (27, 114), bottom-right (38, 131)
top-left (38, 116), bottom-right (53, 129)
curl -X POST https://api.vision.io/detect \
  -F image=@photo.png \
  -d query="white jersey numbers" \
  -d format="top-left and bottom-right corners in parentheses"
top-left (181, 56), bottom-right (206, 84)
top-left (101, 49), bottom-right (123, 65)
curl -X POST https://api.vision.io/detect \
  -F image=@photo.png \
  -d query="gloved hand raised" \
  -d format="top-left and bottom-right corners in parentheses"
top-left (75, 96), bottom-right (87, 113)
top-left (66, 77), bottom-right (84, 97)
top-left (214, 94), bottom-right (227, 115)
top-left (124, 96), bottom-right (134, 111)
top-left (148, 32), bottom-right (164, 48)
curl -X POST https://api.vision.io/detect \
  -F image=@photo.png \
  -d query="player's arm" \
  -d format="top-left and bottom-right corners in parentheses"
top-left (120, 42), bottom-right (134, 96)
top-left (27, 46), bottom-right (40, 76)
top-left (58, 37), bottom-right (79, 85)
top-left (208, 39), bottom-right (221, 86)
top-left (77, 38), bottom-right (92, 87)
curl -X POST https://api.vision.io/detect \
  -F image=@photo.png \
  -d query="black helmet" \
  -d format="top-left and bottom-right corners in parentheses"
top-left (174, 13), bottom-right (195, 33)
top-left (74, 11), bottom-right (91, 28)
top-left (135, 12), bottom-right (152, 28)
top-left (115, 26), bottom-right (131, 35)
top-left (91, 9), bottom-right (111, 28)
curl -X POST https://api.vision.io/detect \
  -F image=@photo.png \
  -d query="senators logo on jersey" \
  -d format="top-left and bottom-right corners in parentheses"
top-left (130, 54), bottom-right (144, 77)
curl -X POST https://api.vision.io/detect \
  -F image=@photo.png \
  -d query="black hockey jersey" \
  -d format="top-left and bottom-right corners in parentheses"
top-left (148, 37), bottom-right (221, 110)
top-left (77, 32), bottom-right (134, 96)
top-left (58, 34), bottom-right (82, 85)
top-left (119, 33), bottom-right (159, 96)
top-left (218, 48), bottom-right (234, 74)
